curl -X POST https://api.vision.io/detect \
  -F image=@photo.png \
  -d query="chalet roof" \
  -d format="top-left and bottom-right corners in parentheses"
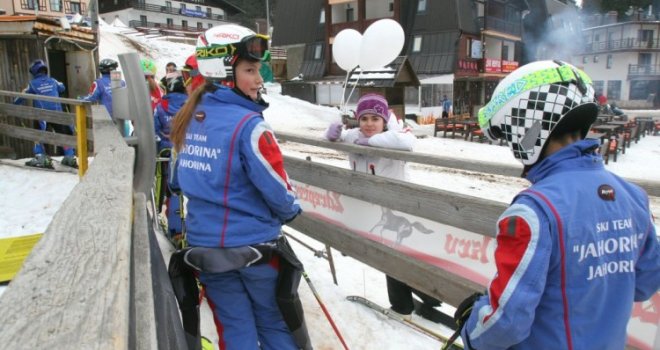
top-left (271, 0), bottom-right (325, 46)
top-left (211, 0), bottom-right (244, 16)
top-left (346, 56), bottom-right (419, 88)
top-left (0, 15), bottom-right (95, 47)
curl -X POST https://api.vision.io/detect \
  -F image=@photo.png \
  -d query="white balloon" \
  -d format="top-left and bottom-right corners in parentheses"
top-left (359, 19), bottom-right (405, 71)
top-left (332, 29), bottom-right (362, 71)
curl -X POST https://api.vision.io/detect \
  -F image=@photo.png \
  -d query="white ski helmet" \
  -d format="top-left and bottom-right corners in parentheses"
top-left (478, 60), bottom-right (598, 166)
top-left (195, 24), bottom-right (268, 80)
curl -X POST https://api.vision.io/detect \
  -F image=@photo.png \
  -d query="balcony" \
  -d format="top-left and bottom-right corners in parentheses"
top-left (128, 20), bottom-right (206, 34)
top-left (129, 1), bottom-right (224, 21)
top-left (628, 64), bottom-right (660, 77)
top-left (583, 38), bottom-right (660, 54)
top-left (476, 16), bottom-right (522, 37)
top-left (330, 17), bottom-right (389, 38)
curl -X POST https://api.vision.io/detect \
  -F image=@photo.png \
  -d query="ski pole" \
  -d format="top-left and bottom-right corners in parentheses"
top-left (440, 327), bottom-right (462, 350)
top-left (301, 271), bottom-right (350, 350)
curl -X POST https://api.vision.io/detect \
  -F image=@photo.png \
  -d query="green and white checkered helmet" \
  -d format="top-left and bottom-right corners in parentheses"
top-left (478, 60), bottom-right (599, 166)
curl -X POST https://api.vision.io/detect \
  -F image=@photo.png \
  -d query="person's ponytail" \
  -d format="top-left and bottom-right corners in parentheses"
top-left (170, 82), bottom-right (217, 151)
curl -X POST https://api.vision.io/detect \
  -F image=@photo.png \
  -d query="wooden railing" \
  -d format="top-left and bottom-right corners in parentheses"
top-left (0, 90), bottom-right (92, 178)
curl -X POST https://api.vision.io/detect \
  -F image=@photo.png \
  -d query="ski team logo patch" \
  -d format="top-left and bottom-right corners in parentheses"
top-left (194, 111), bottom-right (206, 122)
top-left (598, 184), bottom-right (615, 201)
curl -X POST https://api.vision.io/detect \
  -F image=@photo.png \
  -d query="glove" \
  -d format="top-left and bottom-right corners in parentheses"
top-left (325, 122), bottom-right (343, 141)
top-left (354, 136), bottom-right (370, 146)
top-left (454, 292), bottom-right (483, 330)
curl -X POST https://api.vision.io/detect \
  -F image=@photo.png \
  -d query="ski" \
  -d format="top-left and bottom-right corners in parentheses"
top-left (347, 295), bottom-right (464, 349)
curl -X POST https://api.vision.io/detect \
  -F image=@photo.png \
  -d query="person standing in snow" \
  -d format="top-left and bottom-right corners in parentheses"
top-left (454, 60), bottom-right (660, 350)
top-left (159, 61), bottom-right (177, 90)
top-left (81, 58), bottom-right (126, 120)
top-left (325, 93), bottom-right (443, 321)
top-left (14, 59), bottom-right (77, 169)
top-left (441, 94), bottom-right (452, 119)
top-left (153, 75), bottom-right (186, 237)
top-left (140, 58), bottom-right (163, 112)
top-left (169, 24), bottom-right (311, 350)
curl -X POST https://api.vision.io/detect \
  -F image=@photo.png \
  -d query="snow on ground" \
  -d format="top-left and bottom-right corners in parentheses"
top-left (1, 24), bottom-right (659, 349)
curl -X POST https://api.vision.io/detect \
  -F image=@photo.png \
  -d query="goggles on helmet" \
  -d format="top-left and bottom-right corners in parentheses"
top-left (196, 34), bottom-right (269, 64)
top-left (181, 67), bottom-right (200, 87)
top-left (478, 63), bottom-right (592, 138)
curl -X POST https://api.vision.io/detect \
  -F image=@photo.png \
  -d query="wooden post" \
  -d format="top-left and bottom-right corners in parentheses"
top-left (75, 104), bottom-right (88, 178)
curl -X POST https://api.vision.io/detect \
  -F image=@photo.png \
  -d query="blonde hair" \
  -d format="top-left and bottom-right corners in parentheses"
top-left (170, 82), bottom-right (217, 151)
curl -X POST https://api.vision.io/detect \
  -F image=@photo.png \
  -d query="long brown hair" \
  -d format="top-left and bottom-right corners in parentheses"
top-left (170, 81), bottom-right (217, 151)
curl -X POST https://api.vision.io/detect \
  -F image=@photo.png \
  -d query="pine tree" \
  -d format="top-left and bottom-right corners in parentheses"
top-left (581, 0), bottom-right (652, 16)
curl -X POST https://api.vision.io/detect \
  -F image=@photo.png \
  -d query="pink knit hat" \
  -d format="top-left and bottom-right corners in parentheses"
top-left (356, 93), bottom-right (389, 123)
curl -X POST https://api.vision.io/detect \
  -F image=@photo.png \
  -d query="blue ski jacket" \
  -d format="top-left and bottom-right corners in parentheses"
top-left (14, 73), bottom-right (65, 111)
top-left (154, 92), bottom-right (187, 150)
top-left (174, 85), bottom-right (301, 248)
top-left (461, 139), bottom-right (660, 350)
top-left (81, 74), bottom-right (125, 119)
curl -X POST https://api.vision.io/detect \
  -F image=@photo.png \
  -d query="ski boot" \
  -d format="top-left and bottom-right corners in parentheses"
top-left (25, 154), bottom-right (54, 169)
top-left (61, 156), bottom-right (78, 169)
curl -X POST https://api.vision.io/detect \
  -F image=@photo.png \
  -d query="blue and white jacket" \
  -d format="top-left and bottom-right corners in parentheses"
top-left (154, 92), bottom-right (187, 151)
top-left (461, 139), bottom-right (660, 350)
top-left (14, 73), bottom-right (65, 111)
top-left (174, 85), bottom-right (301, 248)
top-left (81, 74), bottom-right (126, 119)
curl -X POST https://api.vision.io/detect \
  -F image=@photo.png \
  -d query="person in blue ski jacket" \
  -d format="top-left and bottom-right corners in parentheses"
top-left (169, 24), bottom-right (305, 350)
top-left (454, 60), bottom-right (660, 350)
top-left (154, 75), bottom-right (187, 236)
top-left (14, 59), bottom-right (76, 168)
top-left (81, 58), bottom-right (125, 120)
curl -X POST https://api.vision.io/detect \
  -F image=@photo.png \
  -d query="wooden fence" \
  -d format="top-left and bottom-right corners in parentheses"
top-left (0, 106), bottom-right (186, 349)
top-left (0, 90), bottom-right (93, 177)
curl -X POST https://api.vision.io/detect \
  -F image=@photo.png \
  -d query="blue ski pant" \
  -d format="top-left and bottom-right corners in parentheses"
top-left (34, 120), bottom-right (75, 157)
top-left (199, 261), bottom-right (297, 350)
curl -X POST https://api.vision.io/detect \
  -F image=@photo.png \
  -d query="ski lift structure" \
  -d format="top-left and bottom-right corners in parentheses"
top-left (346, 56), bottom-right (419, 124)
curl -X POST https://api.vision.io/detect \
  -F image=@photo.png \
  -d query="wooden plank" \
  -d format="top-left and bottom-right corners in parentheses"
top-left (0, 90), bottom-right (89, 105)
top-left (284, 156), bottom-right (506, 237)
top-left (131, 193), bottom-right (158, 350)
top-left (0, 123), bottom-right (78, 147)
top-left (0, 110), bottom-right (135, 348)
top-left (0, 146), bottom-right (135, 348)
top-left (277, 131), bottom-right (660, 197)
top-left (288, 214), bottom-right (483, 306)
top-left (0, 102), bottom-right (75, 125)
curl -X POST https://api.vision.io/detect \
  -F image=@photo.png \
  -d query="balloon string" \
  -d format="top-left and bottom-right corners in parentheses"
top-left (340, 69), bottom-right (351, 113)
top-left (344, 68), bottom-right (361, 115)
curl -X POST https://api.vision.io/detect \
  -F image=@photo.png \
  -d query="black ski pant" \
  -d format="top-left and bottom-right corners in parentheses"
top-left (386, 275), bottom-right (441, 315)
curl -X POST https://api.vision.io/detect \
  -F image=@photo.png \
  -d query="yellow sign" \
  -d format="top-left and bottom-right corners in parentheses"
top-left (0, 233), bottom-right (42, 283)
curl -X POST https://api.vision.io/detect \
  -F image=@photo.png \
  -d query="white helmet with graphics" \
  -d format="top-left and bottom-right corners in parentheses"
top-left (195, 24), bottom-right (269, 80)
top-left (478, 60), bottom-right (598, 166)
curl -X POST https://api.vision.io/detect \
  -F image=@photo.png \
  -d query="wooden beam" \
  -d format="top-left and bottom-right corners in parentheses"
top-left (288, 214), bottom-right (483, 305)
top-left (277, 131), bottom-right (660, 196)
top-left (0, 102), bottom-right (75, 125)
top-left (284, 156), bottom-right (507, 237)
top-left (0, 123), bottom-right (78, 147)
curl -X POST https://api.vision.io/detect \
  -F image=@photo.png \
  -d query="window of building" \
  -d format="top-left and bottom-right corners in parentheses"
top-left (606, 54), bottom-right (613, 69)
top-left (207, 7), bottom-right (212, 17)
top-left (208, 23), bottom-right (213, 29)
top-left (69, 1), bottom-right (81, 14)
top-left (24, 0), bottom-right (36, 10)
top-left (502, 44), bottom-right (510, 61)
top-left (195, 6), bottom-right (201, 12)
top-left (389, 2), bottom-right (394, 12)
top-left (50, 0), bottom-right (62, 12)
top-left (583, 56), bottom-right (588, 64)
top-left (629, 80), bottom-right (650, 100)
top-left (638, 29), bottom-right (653, 42)
top-left (181, 3), bottom-right (186, 11)
top-left (166, 18), bottom-right (173, 27)
top-left (166, 1), bottom-right (171, 9)
top-left (593, 55), bottom-right (599, 63)
top-left (314, 44), bottom-right (322, 60)
top-left (418, 0), bottom-right (427, 13)
top-left (140, 15), bottom-right (147, 25)
top-left (607, 80), bottom-right (621, 100)
top-left (319, 9), bottom-right (325, 24)
top-left (413, 36), bottom-right (422, 52)
top-left (197, 22), bottom-right (203, 29)
top-left (182, 20), bottom-right (188, 29)
top-left (592, 80), bottom-right (604, 96)
top-left (638, 52), bottom-right (652, 65)
top-left (346, 7), bottom-right (354, 22)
